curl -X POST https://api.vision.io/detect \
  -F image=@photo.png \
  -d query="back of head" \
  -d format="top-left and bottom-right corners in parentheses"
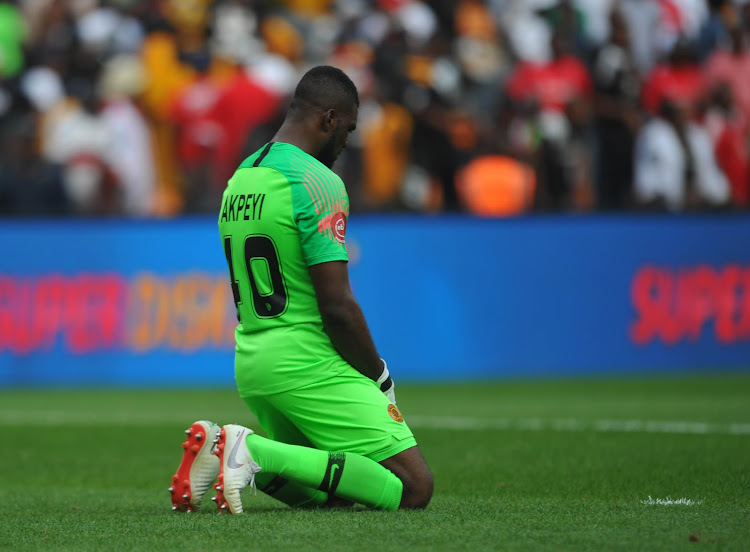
top-left (289, 66), bottom-right (359, 117)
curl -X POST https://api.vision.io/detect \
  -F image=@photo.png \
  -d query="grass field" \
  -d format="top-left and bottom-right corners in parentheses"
top-left (1, 374), bottom-right (749, 551)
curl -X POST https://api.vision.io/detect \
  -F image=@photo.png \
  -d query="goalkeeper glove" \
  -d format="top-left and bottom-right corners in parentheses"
top-left (376, 358), bottom-right (396, 404)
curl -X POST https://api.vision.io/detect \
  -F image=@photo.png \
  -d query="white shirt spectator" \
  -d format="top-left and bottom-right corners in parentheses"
top-left (98, 54), bottom-right (155, 216)
top-left (99, 98), bottom-right (155, 216)
top-left (634, 117), bottom-right (730, 210)
top-left (491, 0), bottom-right (554, 62)
top-left (619, 0), bottom-right (662, 73)
top-left (77, 7), bottom-right (145, 55)
top-left (573, 0), bottom-right (617, 46)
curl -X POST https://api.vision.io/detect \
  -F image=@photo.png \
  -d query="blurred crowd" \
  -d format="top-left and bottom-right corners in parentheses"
top-left (1, 0), bottom-right (749, 217)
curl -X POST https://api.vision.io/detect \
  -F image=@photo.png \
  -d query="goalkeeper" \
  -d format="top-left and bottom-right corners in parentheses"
top-left (169, 66), bottom-right (432, 513)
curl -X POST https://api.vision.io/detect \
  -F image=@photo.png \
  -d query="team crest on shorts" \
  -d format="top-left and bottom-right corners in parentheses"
top-left (388, 404), bottom-right (404, 423)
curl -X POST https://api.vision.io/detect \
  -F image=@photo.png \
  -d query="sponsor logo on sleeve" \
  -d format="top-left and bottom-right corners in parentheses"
top-left (331, 212), bottom-right (347, 244)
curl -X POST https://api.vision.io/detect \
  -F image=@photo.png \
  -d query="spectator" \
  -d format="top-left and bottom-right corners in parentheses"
top-left (703, 83), bottom-right (749, 207)
top-left (505, 30), bottom-right (593, 115)
top-left (139, 26), bottom-right (198, 215)
top-left (696, 0), bottom-right (734, 60)
top-left (593, 7), bottom-right (642, 209)
top-left (24, 1), bottom-right (78, 69)
top-left (618, 0), bottom-right (662, 73)
top-left (538, 0), bottom-right (591, 60)
top-left (505, 31), bottom-right (594, 209)
top-left (641, 36), bottom-right (705, 116)
top-left (0, 113), bottom-right (67, 215)
top-left (22, 64), bottom-right (115, 214)
top-left (210, 0), bottom-right (263, 66)
top-left (453, 0), bottom-right (512, 116)
top-left (0, 0), bottom-right (27, 78)
top-left (704, 19), bottom-right (750, 133)
top-left (569, 0), bottom-right (620, 49)
top-left (167, 52), bottom-right (233, 212)
top-left (138, 0), bottom-right (218, 215)
top-left (634, 99), bottom-right (730, 211)
top-left (653, 0), bottom-right (709, 56)
top-left (76, 1), bottom-right (145, 58)
top-left (497, 0), bottom-right (553, 64)
top-left (208, 62), bottom-right (283, 195)
top-left (99, 54), bottom-right (156, 216)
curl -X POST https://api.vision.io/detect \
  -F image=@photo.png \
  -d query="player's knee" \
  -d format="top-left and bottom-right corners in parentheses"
top-left (381, 446), bottom-right (433, 509)
top-left (399, 468), bottom-right (433, 509)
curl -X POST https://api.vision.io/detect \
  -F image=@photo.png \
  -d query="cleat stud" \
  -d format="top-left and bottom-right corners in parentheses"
top-left (221, 504), bottom-right (227, 510)
top-left (191, 445), bottom-right (200, 453)
top-left (195, 433), bottom-right (203, 441)
top-left (172, 506), bottom-right (178, 511)
top-left (183, 494), bottom-right (189, 500)
top-left (216, 485), bottom-right (222, 491)
top-left (211, 496), bottom-right (217, 502)
top-left (168, 487), bottom-right (174, 492)
top-left (186, 508), bottom-right (192, 513)
top-left (185, 429), bottom-right (191, 435)
top-left (181, 442), bottom-right (189, 449)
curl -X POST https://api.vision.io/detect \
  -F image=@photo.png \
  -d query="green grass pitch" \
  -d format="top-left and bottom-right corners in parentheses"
top-left (1, 374), bottom-right (749, 551)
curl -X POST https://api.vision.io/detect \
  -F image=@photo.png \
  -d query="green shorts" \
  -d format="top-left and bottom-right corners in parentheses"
top-left (241, 369), bottom-right (417, 463)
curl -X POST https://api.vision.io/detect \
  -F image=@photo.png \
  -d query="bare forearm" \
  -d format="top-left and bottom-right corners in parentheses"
top-left (320, 297), bottom-right (383, 381)
top-left (308, 260), bottom-right (385, 382)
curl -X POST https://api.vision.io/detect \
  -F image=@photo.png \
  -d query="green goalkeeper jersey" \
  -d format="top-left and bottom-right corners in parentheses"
top-left (218, 142), bottom-right (351, 396)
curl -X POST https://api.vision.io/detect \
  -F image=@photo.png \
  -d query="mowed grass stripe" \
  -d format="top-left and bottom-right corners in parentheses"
top-left (1, 409), bottom-right (749, 435)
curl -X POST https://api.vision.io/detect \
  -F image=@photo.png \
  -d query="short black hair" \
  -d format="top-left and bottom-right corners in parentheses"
top-left (289, 65), bottom-right (359, 114)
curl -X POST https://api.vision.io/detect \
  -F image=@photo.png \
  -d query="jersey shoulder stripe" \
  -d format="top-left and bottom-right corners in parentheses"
top-left (288, 151), bottom-right (345, 215)
top-left (252, 142), bottom-right (274, 167)
top-left (245, 143), bottom-right (349, 217)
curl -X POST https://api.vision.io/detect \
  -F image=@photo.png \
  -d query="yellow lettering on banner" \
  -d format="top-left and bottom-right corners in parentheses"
top-left (209, 279), bottom-right (234, 347)
top-left (168, 274), bottom-right (212, 350)
top-left (129, 274), bottom-right (170, 351)
top-left (168, 276), bottom-right (189, 350)
top-left (129, 272), bottom-right (236, 351)
top-left (187, 275), bottom-right (214, 349)
top-left (211, 275), bottom-right (239, 348)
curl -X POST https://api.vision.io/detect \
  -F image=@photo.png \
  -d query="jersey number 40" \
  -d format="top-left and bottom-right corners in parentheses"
top-left (223, 235), bottom-right (289, 321)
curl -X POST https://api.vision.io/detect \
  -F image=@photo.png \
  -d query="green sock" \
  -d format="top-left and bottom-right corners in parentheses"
top-left (246, 434), bottom-right (403, 510)
top-left (254, 472), bottom-right (328, 508)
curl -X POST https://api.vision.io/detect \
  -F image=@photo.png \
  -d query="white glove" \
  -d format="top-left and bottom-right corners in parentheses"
top-left (376, 358), bottom-right (396, 404)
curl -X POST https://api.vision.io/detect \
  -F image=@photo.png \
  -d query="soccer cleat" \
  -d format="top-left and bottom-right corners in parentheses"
top-left (169, 421), bottom-right (221, 512)
top-left (213, 424), bottom-right (262, 514)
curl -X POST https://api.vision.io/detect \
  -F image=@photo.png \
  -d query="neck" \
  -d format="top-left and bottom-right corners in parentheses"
top-left (272, 121), bottom-right (319, 158)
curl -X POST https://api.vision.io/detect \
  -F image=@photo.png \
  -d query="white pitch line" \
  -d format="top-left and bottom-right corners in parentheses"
top-left (641, 496), bottom-right (703, 506)
top-left (0, 410), bottom-right (748, 435)
top-left (405, 416), bottom-right (750, 435)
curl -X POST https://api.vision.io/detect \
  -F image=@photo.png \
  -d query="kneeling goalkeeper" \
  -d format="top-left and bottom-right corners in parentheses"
top-left (169, 65), bottom-right (433, 513)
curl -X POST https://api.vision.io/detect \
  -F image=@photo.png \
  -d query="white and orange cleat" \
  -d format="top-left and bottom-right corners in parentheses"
top-left (213, 424), bottom-right (262, 514)
top-left (169, 421), bottom-right (221, 512)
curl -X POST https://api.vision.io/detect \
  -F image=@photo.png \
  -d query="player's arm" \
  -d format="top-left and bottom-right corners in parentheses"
top-left (309, 260), bottom-right (393, 389)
